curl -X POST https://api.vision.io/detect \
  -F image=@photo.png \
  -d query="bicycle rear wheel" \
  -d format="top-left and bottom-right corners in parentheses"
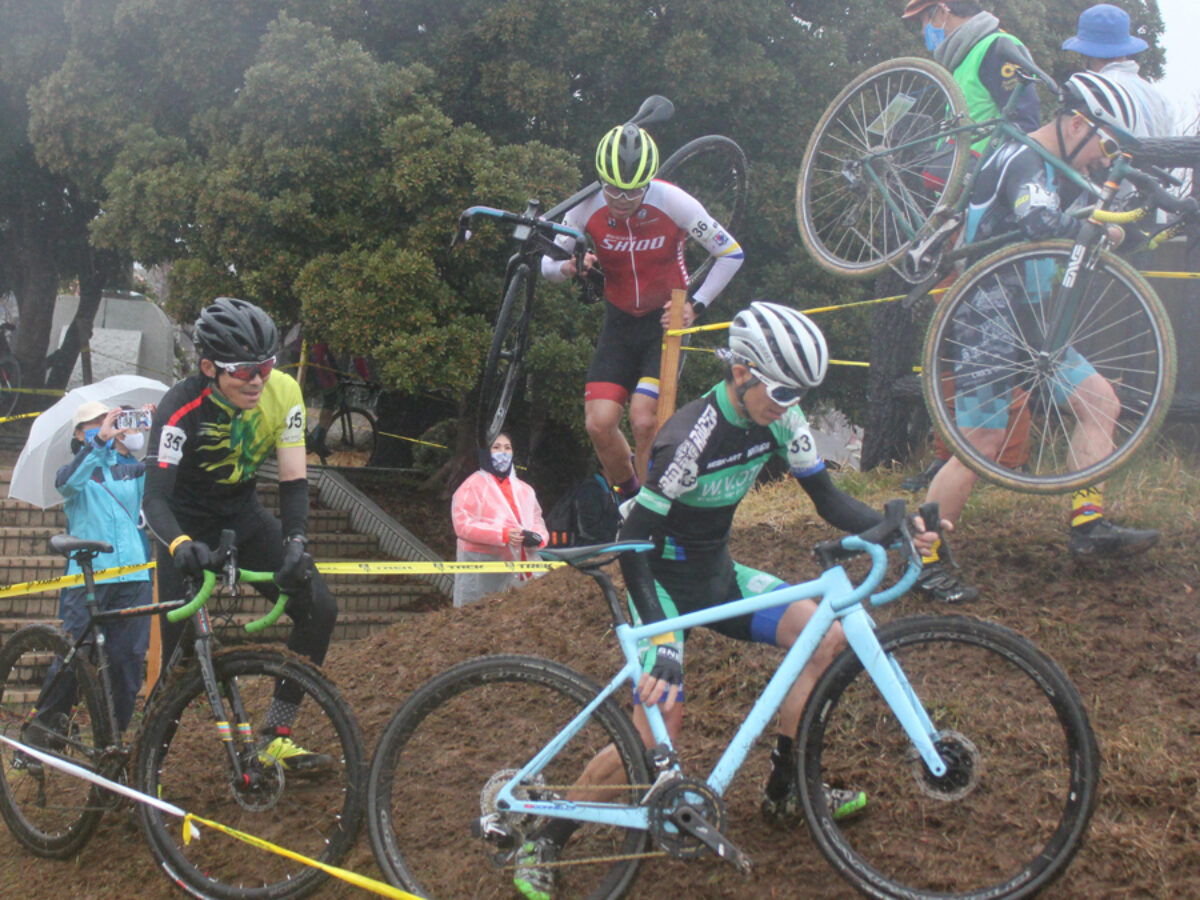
top-left (324, 406), bottom-right (377, 466)
top-left (923, 240), bottom-right (1175, 494)
top-left (799, 615), bottom-right (1099, 900)
top-left (0, 354), bottom-right (20, 417)
top-left (658, 134), bottom-right (749, 284)
top-left (797, 57), bottom-right (970, 279)
top-left (0, 624), bottom-right (113, 858)
top-left (134, 649), bottom-right (365, 900)
top-left (368, 655), bottom-right (651, 900)
top-left (478, 262), bottom-right (534, 446)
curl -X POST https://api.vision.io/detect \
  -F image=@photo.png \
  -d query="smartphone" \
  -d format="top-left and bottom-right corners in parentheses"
top-left (115, 410), bottom-right (152, 431)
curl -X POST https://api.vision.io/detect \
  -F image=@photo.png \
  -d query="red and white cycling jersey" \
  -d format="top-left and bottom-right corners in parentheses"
top-left (542, 180), bottom-right (743, 316)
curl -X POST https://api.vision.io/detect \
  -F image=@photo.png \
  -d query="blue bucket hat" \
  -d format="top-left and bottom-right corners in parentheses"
top-left (1062, 4), bottom-right (1149, 58)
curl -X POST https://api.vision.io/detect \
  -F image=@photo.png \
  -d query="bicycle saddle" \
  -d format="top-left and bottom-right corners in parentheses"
top-left (49, 534), bottom-right (113, 558)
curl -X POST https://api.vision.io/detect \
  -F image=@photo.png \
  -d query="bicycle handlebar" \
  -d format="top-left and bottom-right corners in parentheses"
top-left (1120, 166), bottom-right (1200, 217)
top-left (455, 206), bottom-right (586, 247)
top-left (166, 568), bottom-right (289, 633)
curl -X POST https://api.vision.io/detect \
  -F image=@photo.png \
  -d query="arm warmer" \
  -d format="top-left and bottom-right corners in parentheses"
top-left (793, 469), bottom-right (882, 534)
top-left (616, 501), bottom-right (667, 627)
top-left (142, 463), bottom-right (184, 547)
top-left (277, 478), bottom-right (309, 540)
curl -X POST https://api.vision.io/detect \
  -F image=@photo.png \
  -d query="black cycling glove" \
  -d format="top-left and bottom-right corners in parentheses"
top-left (646, 645), bottom-right (683, 688)
top-left (173, 540), bottom-right (213, 579)
top-left (275, 536), bottom-right (311, 594)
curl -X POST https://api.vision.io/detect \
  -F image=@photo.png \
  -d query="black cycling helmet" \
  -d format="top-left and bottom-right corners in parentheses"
top-left (194, 297), bottom-right (279, 363)
top-left (595, 124), bottom-right (659, 191)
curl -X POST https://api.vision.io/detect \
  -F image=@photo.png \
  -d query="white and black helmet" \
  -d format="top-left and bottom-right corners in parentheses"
top-left (728, 301), bottom-right (828, 389)
top-left (1062, 72), bottom-right (1139, 137)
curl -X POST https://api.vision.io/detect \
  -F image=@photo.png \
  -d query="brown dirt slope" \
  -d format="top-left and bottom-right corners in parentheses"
top-left (2, 477), bottom-right (1199, 899)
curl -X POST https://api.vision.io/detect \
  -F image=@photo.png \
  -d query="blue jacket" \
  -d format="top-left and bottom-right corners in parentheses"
top-left (55, 439), bottom-right (150, 583)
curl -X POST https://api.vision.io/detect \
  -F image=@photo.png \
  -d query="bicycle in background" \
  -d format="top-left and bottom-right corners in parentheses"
top-left (366, 500), bottom-right (1099, 900)
top-left (0, 530), bottom-right (366, 900)
top-left (457, 94), bottom-right (749, 446)
top-left (0, 321), bottom-right (21, 418)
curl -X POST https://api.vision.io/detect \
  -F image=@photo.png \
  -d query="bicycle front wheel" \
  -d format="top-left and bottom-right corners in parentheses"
top-left (478, 262), bottom-right (534, 446)
top-left (923, 239), bottom-right (1176, 493)
top-left (324, 406), bottom-right (377, 466)
top-left (135, 649), bottom-right (365, 900)
top-left (368, 655), bottom-right (651, 900)
top-left (658, 135), bottom-right (749, 284)
top-left (0, 624), bottom-right (113, 858)
top-left (800, 615), bottom-right (1099, 900)
top-left (0, 354), bottom-right (20, 417)
top-left (797, 57), bottom-right (970, 279)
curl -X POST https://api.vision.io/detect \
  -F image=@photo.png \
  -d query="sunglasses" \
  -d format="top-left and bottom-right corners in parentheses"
top-left (752, 371), bottom-right (808, 407)
top-left (1095, 127), bottom-right (1122, 160)
top-left (213, 356), bottom-right (276, 381)
top-left (601, 184), bottom-right (647, 202)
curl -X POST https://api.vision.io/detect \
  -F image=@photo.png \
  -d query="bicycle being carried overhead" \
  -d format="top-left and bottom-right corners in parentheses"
top-left (366, 501), bottom-right (1099, 900)
top-left (797, 49), bottom-right (1195, 494)
top-left (457, 94), bottom-right (749, 448)
top-left (0, 530), bottom-right (365, 900)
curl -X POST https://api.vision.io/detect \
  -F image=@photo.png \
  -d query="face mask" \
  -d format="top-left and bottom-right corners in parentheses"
top-left (122, 431), bottom-right (145, 453)
top-left (490, 451), bottom-right (513, 475)
top-left (84, 427), bottom-right (101, 444)
top-left (924, 22), bottom-right (946, 51)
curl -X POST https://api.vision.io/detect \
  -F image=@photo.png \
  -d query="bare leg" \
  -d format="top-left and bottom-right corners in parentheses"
top-left (925, 426), bottom-right (1005, 524)
top-left (627, 392), bottom-right (658, 482)
top-left (586, 398), bottom-right (634, 487)
top-left (1067, 373), bottom-right (1120, 483)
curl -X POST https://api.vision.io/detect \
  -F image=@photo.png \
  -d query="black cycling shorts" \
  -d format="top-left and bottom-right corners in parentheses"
top-left (585, 305), bottom-right (663, 405)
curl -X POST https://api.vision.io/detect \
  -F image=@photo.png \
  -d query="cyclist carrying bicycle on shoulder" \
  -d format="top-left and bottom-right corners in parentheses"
top-left (143, 297), bottom-right (338, 770)
top-left (918, 73), bottom-right (1159, 604)
top-left (542, 124), bottom-right (744, 500)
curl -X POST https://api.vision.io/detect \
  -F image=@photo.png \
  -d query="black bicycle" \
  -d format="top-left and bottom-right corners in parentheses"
top-left (460, 95), bottom-right (749, 445)
top-left (0, 531), bottom-right (366, 900)
top-left (0, 321), bottom-right (21, 418)
top-left (306, 367), bottom-right (380, 468)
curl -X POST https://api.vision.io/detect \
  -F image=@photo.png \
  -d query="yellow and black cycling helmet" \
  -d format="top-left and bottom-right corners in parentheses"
top-left (595, 124), bottom-right (659, 191)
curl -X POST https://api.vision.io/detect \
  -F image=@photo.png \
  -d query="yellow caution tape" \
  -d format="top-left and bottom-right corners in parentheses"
top-left (182, 814), bottom-right (424, 900)
top-left (376, 430), bottom-right (449, 450)
top-left (0, 411), bottom-right (41, 424)
top-left (0, 561), bottom-right (155, 599)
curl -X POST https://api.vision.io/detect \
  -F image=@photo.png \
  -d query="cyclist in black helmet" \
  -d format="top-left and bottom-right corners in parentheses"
top-left (143, 297), bottom-right (339, 771)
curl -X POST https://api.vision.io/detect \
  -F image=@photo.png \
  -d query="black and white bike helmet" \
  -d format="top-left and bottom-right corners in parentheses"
top-left (1061, 72), bottom-right (1140, 137)
top-left (728, 301), bottom-right (828, 390)
top-left (194, 297), bottom-right (279, 363)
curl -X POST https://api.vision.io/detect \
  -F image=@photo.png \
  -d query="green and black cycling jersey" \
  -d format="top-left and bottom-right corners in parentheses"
top-left (618, 382), bottom-right (880, 628)
top-left (144, 371), bottom-right (305, 541)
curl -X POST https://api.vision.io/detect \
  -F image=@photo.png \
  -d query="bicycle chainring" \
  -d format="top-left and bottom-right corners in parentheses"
top-left (646, 776), bottom-right (726, 859)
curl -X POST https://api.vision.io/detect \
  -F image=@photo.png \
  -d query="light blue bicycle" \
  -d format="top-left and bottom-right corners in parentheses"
top-left (367, 500), bottom-right (1098, 900)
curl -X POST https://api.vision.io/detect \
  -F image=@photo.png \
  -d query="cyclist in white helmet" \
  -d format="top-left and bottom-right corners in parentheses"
top-left (511, 302), bottom-right (943, 900)
top-left (917, 72), bottom-right (1160, 605)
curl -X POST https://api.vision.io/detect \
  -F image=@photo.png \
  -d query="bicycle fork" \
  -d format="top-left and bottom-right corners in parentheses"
top-left (840, 607), bottom-right (947, 777)
top-left (189, 613), bottom-right (261, 792)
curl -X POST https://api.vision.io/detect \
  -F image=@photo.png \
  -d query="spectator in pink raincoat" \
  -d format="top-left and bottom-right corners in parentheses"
top-left (451, 433), bottom-right (547, 607)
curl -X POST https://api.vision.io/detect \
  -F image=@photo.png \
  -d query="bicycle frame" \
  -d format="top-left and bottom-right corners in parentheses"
top-left (492, 540), bottom-right (946, 831)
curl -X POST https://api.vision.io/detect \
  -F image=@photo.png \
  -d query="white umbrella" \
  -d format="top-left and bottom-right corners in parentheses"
top-left (9, 374), bottom-right (171, 508)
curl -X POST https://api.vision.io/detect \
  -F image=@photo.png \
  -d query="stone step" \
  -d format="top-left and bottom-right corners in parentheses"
top-left (0, 608), bottom-right (419, 649)
top-left (0, 507), bottom-right (352, 535)
top-left (0, 501), bottom-right (68, 528)
top-left (0, 580), bottom-right (437, 620)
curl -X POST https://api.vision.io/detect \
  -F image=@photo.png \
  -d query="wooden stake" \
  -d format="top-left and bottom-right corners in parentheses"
top-left (656, 289), bottom-right (687, 433)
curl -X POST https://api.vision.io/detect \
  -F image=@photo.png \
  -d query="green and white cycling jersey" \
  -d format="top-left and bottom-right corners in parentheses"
top-left (634, 382), bottom-right (825, 556)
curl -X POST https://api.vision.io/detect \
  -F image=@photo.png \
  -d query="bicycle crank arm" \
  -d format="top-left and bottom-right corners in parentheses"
top-left (670, 804), bottom-right (752, 874)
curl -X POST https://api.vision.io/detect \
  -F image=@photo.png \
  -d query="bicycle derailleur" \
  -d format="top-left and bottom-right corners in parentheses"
top-left (645, 774), bottom-right (752, 875)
